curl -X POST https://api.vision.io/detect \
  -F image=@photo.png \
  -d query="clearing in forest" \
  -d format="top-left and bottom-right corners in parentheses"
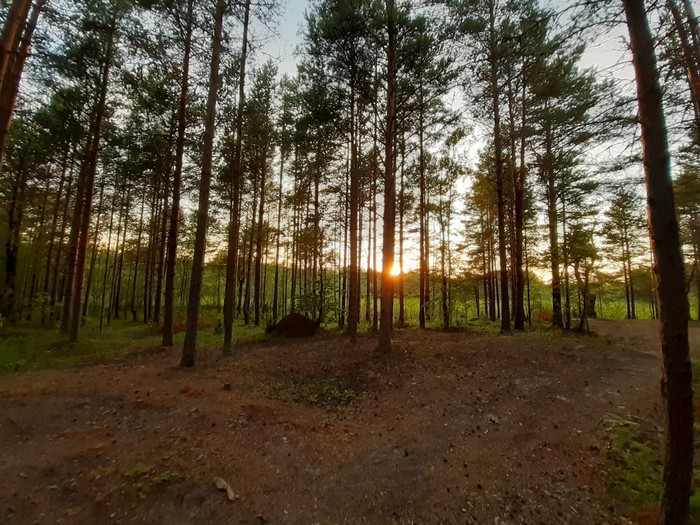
top-left (0, 319), bottom-right (698, 524)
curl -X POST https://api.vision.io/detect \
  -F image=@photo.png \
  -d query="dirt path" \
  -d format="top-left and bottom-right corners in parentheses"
top-left (0, 320), bottom-right (696, 525)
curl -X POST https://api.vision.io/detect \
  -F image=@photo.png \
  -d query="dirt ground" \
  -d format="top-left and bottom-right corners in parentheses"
top-left (0, 320), bottom-right (698, 525)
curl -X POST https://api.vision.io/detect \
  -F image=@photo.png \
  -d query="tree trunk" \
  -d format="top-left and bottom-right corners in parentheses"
top-left (82, 179), bottom-right (106, 318)
top-left (418, 83), bottom-right (427, 329)
top-left (254, 155), bottom-right (267, 327)
top-left (372, 150), bottom-right (378, 332)
top-left (623, 2), bottom-right (694, 523)
top-left (514, 80), bottom-right (527, 330)
top-left (0, 0), bottom-right (43, 172)
top-left (347, 84), bottom-right (360, 342)
top-left (667, 0), bottom-right (700, 142)
top-left (272, 139), bottom-right (285, 324)
top-left (0, 0), bottom-right (31, 95)
top-left (2, 152), bottom-right (27, 322)
top-left (69, 28), bottom-right (114, 342)
top-left (181, 0), bottom-right (225, 367)
top-left (223, 0), bottom-right (249, 355)
top-left (163, 0), bottom-right (193, 346)
top-left (398, 134), bottom-right (405, 326)
top-left (51, 154), bottom-right (75, 321)
top-left (544, 105), bottom-right (563, 328)
top-left (562, 203), bottom-right (571, 329)
top-left (99, 189), bottom-right (117, 331)
top-left (42, 148), bottom-right (69, 324)
top-left (131, 185), bottom-right (146, 321)
top-left (489, 0), bottom-right (510, 334)
top-left (378, 0), bottom-right (397, 353)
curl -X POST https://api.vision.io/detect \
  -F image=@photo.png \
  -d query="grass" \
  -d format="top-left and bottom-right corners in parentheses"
top-left (0, 321), bottom-right (159, 372)
top-left (263, 378), bottom-right (356, 409)
top-left (602, 360), bottom-right (700, 522)
top-left (0, 315), bottom-right (269, 374)
top-left (123, 464), bottom-right (188, 499)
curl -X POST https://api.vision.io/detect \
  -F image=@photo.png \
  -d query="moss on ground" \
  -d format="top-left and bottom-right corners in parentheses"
top-left (603, 415), bottom-right (700, 523)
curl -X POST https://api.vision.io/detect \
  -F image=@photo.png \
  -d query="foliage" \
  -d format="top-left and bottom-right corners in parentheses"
top-left (603, 413), bottom-right (700, 520)
top-left (0, 316), bottom-right (270, 373)
top-left (263, 378), bottom-right (356, 409)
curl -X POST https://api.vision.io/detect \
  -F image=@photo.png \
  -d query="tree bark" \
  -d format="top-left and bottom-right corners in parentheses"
top-left (181, 0), bottom-right (225, 367)
top-left (488, 0), bottom-right (511, 334)
top-left (514, 80), bottom-right (528, 330)
top-left (163, 0), bottom-right (193, 346)
top-left (347, 83), bottom-right (360, 342)
top-left (254, 153), bottom-right (267, 327)
top-left (378, 0), bottom-right (397, 353)
top-left (2, 151), bottom-right (27, 321)
top-left (223, 0), bottom-right (249, 355)
top-left (69, 27), bottom-right (114, 342)
top-left (0, 0), bottom-right (43, 172)
top-left (623, 2), bottom-right (694, 523)
top-left (0, 0), bottom-right (31, 95)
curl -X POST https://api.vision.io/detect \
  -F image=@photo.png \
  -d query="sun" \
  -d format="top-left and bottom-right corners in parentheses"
top-left (390, 264), bottom-right (401, 276)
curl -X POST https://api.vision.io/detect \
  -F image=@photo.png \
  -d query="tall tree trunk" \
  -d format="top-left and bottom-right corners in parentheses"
top-left (51, 154), bottom-right (75, 321)
top-left (68, 28), bottom-right (114, 342)
top-left (254, 156), bottom-right (267, 327)
top-left (82, 178), bottom-right (106, 318)
top-left (42, 148), bottom-right (69, 324)
top-left (398, 134), bottom-right (405, 326)
top-left (244, 182), bottom-right (258, 325)
top-left (513, 80), bottom-right (527, 330)
top-left (272, 141), bottom-right (285, 324)
top-left (372, 154), bottom-right (378, 332)
top-left (223, 0), bottom-right (249, 355)
top-left (624, 2), bottom-right (694, 523)
top-left (544, 109), bottom-right (563, 328)
top-left (0, 0), bottom-right (31, 171)
top-left (2, 152), bottom-right (27, 321)
top-left (112, 185), bottom-right (130, 319)
top-left (0, 0), bottom-right (43, 172)
top-left (489, 0), bottom-right (510, 334)
top-left (347, 84), bottom-right (360, 342)
top-left (0, 0), bottom-right (31, 94)
top-left (667, 0), bottom-right (700, 142)
top-left (131, 184), bottom-right (146, 321)
top-left (153, 185), bottom-right (169, 324)
top-left (364, 178), bottom-right (370, 322)
top-left (339, 156), bottom-right (348, 328)
top-left (99, 189), bottom-right (117, 331)
top-left (440, 205), bottom-right (448, 330)
top-left (378, 0), bottom-right (397, 353)
top-left (181, 0), bottom-right (225, 367)
top-left (418, 84), bottom-right (427, 329)
top-left (562, 202), bottom-right (571, 329)
top-left (25, 172), bottom-right (52, 320)
top-left (163, 0), bottom-right (193, 346)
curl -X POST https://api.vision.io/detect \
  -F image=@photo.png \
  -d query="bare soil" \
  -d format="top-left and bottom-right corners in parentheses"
top-left (0, 319), bottom-right (698, 525)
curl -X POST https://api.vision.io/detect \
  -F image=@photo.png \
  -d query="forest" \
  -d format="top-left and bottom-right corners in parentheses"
top-left (0, 0), bottom-right (698, 523)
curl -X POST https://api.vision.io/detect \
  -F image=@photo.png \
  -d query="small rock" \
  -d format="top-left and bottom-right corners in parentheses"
top-left (213, 477), bottom-right (238, 501)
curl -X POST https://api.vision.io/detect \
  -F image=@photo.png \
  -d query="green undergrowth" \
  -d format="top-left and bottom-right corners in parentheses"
top-left (0, 317), bottom-right (268, 373)
top-left (90, 464), bottom-right (188, 501)
top-left (603, 414), bottom-right (700, 522)
top-left (0, 322), bottom-right (158, 372)
top-left (263, 378), bottom-right (356, 409)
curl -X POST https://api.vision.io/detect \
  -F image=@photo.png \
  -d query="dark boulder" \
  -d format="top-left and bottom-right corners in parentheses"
top-left (267, 313), bottom-right (319, 338)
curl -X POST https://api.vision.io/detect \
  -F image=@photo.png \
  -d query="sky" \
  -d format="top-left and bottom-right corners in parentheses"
top-left (260, 0), bottom-right (640, 79)
top-left (257, 0), bottom-right (308, 77)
